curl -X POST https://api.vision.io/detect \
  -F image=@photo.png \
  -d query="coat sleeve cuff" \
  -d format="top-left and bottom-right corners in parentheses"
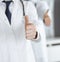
top-left (34, 31), bottom-right (40, 40)
top-left (32, 30), bottom-right (40, 41)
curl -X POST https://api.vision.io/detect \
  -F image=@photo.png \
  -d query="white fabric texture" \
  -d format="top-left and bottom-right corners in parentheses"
top-left (32, 19), bottom-right (48, 62)
top-left (36, 1), bottom-right (49, 20)
top-left (0, 0), bottom-right (40, 62)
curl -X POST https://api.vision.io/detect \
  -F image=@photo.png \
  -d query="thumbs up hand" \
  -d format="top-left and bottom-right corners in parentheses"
top-left (25, 16), bottom-right (37, 40)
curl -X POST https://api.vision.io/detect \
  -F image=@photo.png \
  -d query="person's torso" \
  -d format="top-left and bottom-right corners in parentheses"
top-left (0, 1), bottom-right (36, 62)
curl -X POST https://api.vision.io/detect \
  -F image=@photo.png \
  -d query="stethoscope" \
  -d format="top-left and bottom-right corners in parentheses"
top-left (3, 0), bottom-right (32, 41)
top-left (20, 0), bottom-right (29, 30)
top-left (3, 0), bottom-right (28, 30)
top-left (20, 0), bottom-right (25, 16)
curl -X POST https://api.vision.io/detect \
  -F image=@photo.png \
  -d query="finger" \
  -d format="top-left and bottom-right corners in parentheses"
top-left (26, 25), bottom-right (33, 30)
top-left (26, 30), bottom-right (33, 34)
top-left (26, 34), bottom-right (36, 40)
top-left (26, 24), bottom-right (36, 30)
top-left (26, 32), bottom-right (36, 38)
top-left (26, 29), bottom-right (36, 34)
top-left (25, 16), bottom-right (33, 28)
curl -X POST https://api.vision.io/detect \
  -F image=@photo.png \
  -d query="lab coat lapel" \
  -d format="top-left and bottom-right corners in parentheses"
top-left (11, 0), bottom-right (23, 28)
top-left (0, 3), bottom-right (11, 27)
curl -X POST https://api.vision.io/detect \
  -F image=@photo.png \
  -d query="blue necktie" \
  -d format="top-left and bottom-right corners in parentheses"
top-left (3, 1), bottom-right (12, 24)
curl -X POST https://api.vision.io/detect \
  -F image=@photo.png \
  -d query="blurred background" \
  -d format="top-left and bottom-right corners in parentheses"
top-left (25, 0), bottom-right (60, 62)
top-left (25, 0), bottom-right (60, 39)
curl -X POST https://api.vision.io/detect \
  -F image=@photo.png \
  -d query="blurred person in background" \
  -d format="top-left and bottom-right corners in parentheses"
top-left (36, 0), bottom-right (51, 26)
top-left (30, 0), bottom-right (51, 62)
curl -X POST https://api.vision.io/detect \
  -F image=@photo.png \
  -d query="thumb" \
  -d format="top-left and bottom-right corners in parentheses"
top-left (25, 15), bottom-right (32, 29)
top-left (25, 15), bottom-right (29, 25)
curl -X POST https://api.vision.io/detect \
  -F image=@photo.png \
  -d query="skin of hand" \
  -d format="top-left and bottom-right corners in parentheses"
top-left (43, 10), bottom-right (51, 26)
top-left (25, 16), bottom-right (37, 40)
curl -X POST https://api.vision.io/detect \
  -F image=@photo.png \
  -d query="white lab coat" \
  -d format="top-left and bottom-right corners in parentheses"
top-left (32, 19), bottom-right (48, 62)
top-left (0, 0), bottom-right (40, 62)
top-left (31, 1), bottom-right (49, 62)
top-left (37, 1), bottom-right (49, 20)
